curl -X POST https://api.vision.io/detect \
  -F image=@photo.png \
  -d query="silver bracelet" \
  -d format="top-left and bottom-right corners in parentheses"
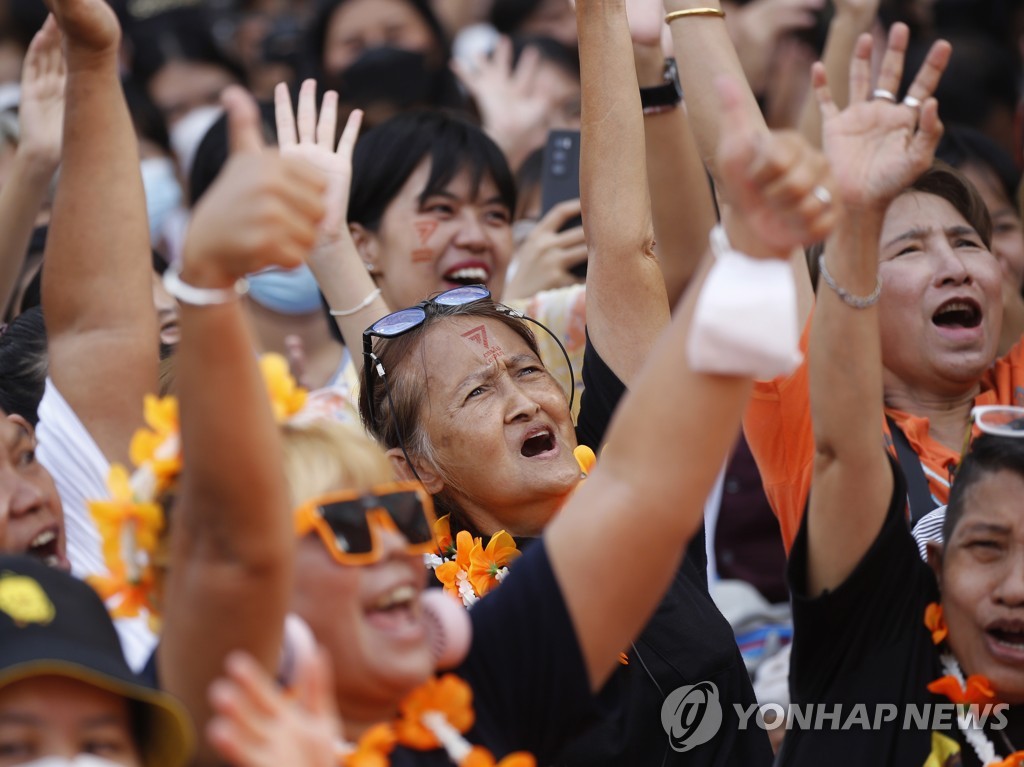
top-left (163, 263), bottom-right (249, 306)
top-left (329, 288), bottom-right (382, 317)
top-left (817, 254), bottom-right (882, 309)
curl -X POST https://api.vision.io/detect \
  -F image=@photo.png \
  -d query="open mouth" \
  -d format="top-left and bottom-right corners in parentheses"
top-left (988, 626), bottom-right (1024, 652)
top-left (365, 583), bottom-right (422, 636)
top-left (521, 429), bottom-right (556, 458)
top-left (443, 266), bottom-right (491, 286)
top-left (932, 298), bottom-right (982, 329)
top-left (369, 584), bottom-right (416, 612)
top-left (26, 528), bottom-right (60, 567)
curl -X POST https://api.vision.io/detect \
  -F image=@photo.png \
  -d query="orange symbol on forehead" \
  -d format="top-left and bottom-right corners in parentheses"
top-left (415, 221), bottom-right (438, 246)
top-left (461, 325), bottom-right (490, 349)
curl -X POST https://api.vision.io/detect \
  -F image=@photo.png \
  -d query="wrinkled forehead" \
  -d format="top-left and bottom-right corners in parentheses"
top-left (882, 191), bottom-right (976, 241)
top-left (417, 316), bottom-right (538, 376)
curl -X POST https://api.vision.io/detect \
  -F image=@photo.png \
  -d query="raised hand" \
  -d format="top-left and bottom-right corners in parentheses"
top-left (503, 200), bottom-right (587, 300)
top-left (182, 86), bottom-right (327, 289)
top-left (274, 79), bottom-right (363, 244)
top-left (18, 15), bottom-right (65, 170)
top-left (813, 23), bottom-right (951, 211)
top-left (715, 75), bottom-right (837, 259)
top-left (452, 37), bottom-right (558, 168)
top-left (207, 650), bottom-right (340, 767)
top-left (47, 0), bottom-right (120, 57)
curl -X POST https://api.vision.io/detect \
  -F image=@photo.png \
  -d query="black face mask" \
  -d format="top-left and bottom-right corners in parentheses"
top-left (329, 47), bottom-right (448, 111)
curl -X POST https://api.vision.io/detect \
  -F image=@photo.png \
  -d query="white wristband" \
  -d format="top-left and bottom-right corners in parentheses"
top-left (687, 224), bottom-right (803, 379)
top-left (163, 263), bottom-right (249, 306)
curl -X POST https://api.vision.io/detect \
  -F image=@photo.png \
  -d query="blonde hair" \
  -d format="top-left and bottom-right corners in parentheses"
top-left (281, 419), bottom-right (396, 507)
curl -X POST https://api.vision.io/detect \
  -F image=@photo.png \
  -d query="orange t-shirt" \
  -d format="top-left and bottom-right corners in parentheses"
top-left (743, 319), bottom-right (1024, 552)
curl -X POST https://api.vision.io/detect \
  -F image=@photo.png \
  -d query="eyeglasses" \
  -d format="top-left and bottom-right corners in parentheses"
top-left (362, 284), bottom-right (574, 436)
top-left (293, 481), bottom-right (437, 565)
top-left (950, 405), bottom-right (1024, 481)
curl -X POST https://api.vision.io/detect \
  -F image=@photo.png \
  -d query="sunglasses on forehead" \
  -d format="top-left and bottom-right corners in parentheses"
top-left (949, 405), bottom-right (1024, 482)
top-left (293, 481), bottom-right (438, 565)
top-left (361, 284), bottom-right (575, 442)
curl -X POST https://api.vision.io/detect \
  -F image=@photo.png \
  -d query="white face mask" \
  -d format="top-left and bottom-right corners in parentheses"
top-left (17, 755), bottom-right (126, 767)
top-left (140, 157), bottom-right (183, 243)
top-left (168, 104), bottom-right (223, 178)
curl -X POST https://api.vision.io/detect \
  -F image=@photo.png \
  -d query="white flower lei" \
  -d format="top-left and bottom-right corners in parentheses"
top-left (940, 652), bottom-right (1014, 766)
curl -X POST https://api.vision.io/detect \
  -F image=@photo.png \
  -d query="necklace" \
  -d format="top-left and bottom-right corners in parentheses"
top-left (336, 674), bottom-right (536, 767)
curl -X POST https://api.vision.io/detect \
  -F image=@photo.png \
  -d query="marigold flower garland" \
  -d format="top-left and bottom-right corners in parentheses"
top-left (86, 354), bottom-right (307, 625)
top-left (425, 445), bottom-right (596, 606)
top-left (924, 603), bottom-right (1024, 767)
top-left (336, 674), bottom-right (535, 767)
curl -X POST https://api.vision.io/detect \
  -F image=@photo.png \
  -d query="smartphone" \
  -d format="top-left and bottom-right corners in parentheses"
top-left (540, 129), bottom-right (587, 278)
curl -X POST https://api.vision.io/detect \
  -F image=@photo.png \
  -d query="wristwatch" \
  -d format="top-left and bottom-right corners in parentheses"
top-left (640, 58), bottom-right (683, 114)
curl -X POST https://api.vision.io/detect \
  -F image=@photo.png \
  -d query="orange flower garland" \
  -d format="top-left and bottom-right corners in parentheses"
top-left (88, 354), bottom-right (307, 624)
top-left (338, 675), bottom-right (535, 767)
top-left (426, 444), bottom-right (596, 606)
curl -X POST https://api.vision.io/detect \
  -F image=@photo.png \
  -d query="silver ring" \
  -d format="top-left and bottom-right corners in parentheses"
top-left (872, 88), bottom-right (897, 102)
top-left (902, 95), bottom-right (922, 109)
top-left (812, 185), bottom-right (832, 206)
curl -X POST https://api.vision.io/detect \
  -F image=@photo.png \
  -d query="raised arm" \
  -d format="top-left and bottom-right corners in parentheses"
top-left (806, 26), bottom-right (950, 595)
top-left (159, 87), bottom-right (327, 765)
top-left (43, 0), bottom-right (157, 464)
top-left (663, 0), bottom-right (816, 328)
top-left (0, 16), bottom-right (63, 317)
top-left (797, 0), bottom-right (880, 147)
top-left (547, 63), bottom-right (836, 690)
top-left (629, 7), bottom-right (718, 305)
top-left (577, 0), bottom-right (669, 382)
top-left (276, 80), bottom-right (386, 382)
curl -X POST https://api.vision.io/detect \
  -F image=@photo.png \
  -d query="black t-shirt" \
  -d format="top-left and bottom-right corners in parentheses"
top-left (553, 338), bottom-right (772, 766)
top-left (388, 539), bottom-right (600, 765)
top-left (780, 457), bottom-right (992, 766)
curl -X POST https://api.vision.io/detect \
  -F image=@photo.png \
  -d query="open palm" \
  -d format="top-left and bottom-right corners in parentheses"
top-left (275, 79), bottom-right (362, 244)
top-left (814, 23), bottom-right (952, 211)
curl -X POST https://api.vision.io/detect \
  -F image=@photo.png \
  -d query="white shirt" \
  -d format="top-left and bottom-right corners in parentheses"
top-left (36, 379), bottom-right (157, 670)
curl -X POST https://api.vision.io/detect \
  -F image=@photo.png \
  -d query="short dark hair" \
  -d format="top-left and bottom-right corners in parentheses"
top-left (0, 306), bottom-right (47, 425)
top-left (944, 433), bottom-right (1024, 543)
top-left (908, 162), bottom-right (993, 250)
top-left (349, 110), bottom-right (517, 232)
top-left (937, 125), bottom-right (1020, 208)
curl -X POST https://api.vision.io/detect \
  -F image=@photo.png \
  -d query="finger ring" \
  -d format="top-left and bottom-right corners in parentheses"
top-left (872, 88), bottom-right (898, 102)
top-left (812, 185), bottom-right (832, 206)
top-left (902, 95), bottom-right (922, 109)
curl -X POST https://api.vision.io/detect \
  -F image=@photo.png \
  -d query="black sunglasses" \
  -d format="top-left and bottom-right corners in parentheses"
top-left (293, 481), bottom-right (438, 565)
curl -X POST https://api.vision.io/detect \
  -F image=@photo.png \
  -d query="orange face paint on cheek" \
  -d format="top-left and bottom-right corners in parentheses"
top-left (412, 220), bottom-right (439, 264)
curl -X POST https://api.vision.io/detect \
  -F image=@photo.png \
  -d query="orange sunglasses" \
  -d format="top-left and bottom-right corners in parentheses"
top-left (293, 481), bottom-right (438, 565)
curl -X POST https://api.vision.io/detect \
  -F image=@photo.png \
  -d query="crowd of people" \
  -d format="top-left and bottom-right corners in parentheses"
top-left (0, 0), bottom-right (1022, 765)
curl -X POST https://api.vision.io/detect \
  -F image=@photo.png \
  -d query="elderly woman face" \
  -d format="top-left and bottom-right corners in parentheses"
top-left (404, 316), bottom-right (579, 536)
top-left (933, 467), bottom-right (1024, 704)
top-left (877, 191), bottom-right (1003, 395)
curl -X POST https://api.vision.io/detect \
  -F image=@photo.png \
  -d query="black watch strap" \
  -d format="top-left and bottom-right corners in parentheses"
top-left (639, 58), bottom-right (683, 109)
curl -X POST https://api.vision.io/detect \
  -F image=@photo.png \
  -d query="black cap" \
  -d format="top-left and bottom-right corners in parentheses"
top-left (0, 555), bottom-right (194, 767)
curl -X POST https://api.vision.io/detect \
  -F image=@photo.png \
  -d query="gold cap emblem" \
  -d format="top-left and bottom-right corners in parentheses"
top-left (0, 572), bottom-right (55, 627)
